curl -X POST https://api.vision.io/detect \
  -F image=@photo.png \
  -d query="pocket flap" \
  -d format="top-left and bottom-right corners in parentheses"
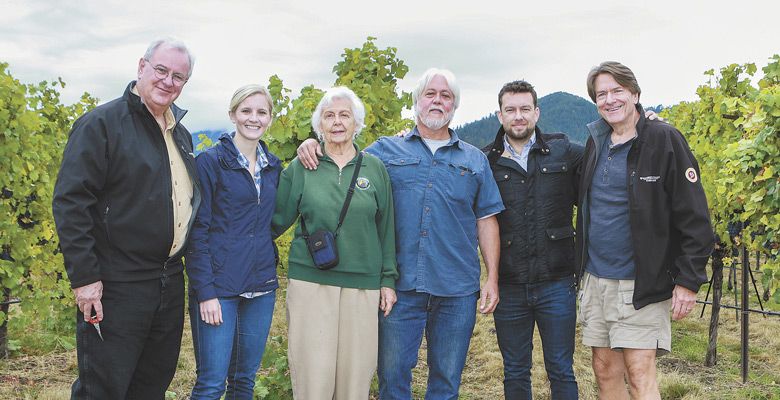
top-left (546, 226), bottom-right (575, 240)
top-left (387, 157), bottom-right (421, 166)
top-left (307, 230), bottom-right (335, 252)
top-left (539, 162), bottom-right (568, 174)
top-left (493, 171), bottom-right (511, 182)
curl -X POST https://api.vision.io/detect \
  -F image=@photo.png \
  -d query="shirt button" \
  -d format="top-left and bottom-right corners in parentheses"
top-left (433, 161), bottom-right (437, 166)
top-left (608, 157), bottom-right (612, 160)
top-left (427, 182), bottom-right (432, 188)
top-left (178, 223), bottom-right (182, 227)
top-left (425, 207), bottom-right (430, 212)
top-left (542, 167), bottom-right (548, 172)
top-left (421, 230), bottom-right (428, 237)
top-left (521, 180), bottom-right (525, 184)
top-left (503, 175), bottom-right (508, 179)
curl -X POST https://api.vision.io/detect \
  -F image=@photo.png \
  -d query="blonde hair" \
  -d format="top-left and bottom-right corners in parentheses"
top-left (229, 84), bottom-right (273, 114)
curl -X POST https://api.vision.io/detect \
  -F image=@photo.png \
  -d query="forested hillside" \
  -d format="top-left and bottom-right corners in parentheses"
top-left (455, 91), bottom-right (599, 148)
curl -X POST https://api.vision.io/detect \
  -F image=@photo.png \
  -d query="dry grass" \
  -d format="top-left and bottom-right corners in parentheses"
top-left (3, 275), bottom-right (780, 399)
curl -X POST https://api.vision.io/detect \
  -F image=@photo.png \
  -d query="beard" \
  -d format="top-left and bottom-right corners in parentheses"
top-left (416, 105), bottom-right (454, 131)
top-left (505, 124), bottom-right (535, 141)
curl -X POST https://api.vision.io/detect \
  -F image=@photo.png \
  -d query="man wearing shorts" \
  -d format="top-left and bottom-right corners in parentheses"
top-left (575, 61), bottom-right (714, 399)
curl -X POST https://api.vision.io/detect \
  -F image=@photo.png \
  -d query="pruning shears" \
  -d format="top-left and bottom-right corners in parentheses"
top-left (88, 312), bottom-right (104, 341)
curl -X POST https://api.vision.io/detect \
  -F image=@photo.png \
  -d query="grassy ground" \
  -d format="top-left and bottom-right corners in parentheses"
top-left (3, 275), bottom-right (780, 399)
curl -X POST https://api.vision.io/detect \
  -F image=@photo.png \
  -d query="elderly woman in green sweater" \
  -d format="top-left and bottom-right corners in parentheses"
top-left (272, 86), bottom-right (398, 400)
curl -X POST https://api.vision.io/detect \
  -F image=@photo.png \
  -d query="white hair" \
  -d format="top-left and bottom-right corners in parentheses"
top-left (143, 37), bottom-right (195, 78)
top-left (412, 67), bottom-right (460, 114)
top-left (311, 86), bottom-right (366, 141)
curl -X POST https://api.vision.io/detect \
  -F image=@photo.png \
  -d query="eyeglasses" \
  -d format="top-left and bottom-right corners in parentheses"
top-left (144, 59), bottom-right (188, 86)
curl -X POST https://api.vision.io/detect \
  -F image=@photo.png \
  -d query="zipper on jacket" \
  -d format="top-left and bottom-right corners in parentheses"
top-left (102, 201), bottom-right (111, 242)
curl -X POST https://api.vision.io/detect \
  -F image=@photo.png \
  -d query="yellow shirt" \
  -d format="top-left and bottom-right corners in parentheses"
top-left (161, 109), bottom-right (194, 256)
top-left (131, 86), bottom-right (193, 257)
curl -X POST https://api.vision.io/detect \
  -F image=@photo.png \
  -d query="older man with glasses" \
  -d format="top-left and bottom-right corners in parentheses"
top-left (53, 37), bottom-right (201, 399)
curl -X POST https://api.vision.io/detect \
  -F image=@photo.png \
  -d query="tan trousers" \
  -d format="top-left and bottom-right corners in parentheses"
top-left (287, 279), bottom-right (380, 400)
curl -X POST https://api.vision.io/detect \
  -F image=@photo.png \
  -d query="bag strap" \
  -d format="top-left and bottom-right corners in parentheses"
top-left (300, 151), bottom-right (364, 238)
top-left (334, 151), bottom-right (363, 237)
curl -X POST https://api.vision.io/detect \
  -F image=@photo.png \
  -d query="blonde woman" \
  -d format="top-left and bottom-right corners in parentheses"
top-left (185, 84), bottom-right (281, 399)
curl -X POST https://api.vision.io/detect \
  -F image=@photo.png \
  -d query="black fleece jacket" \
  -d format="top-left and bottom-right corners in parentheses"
top-left (576, 104), bottom-right (714, 309)
top-left (53, 82), bottom-right (201, 288)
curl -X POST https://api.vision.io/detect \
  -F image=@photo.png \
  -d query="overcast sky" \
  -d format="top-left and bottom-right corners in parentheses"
top-left (2, 0), bottom-right (778, 132)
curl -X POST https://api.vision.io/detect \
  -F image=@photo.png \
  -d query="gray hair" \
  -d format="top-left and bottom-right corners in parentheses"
top-left (311, 86), bottom-right (366, 141)
top-left (144, 37), bottom-right (195, 78)
top-left (412, 68), bottom-right (460, 113)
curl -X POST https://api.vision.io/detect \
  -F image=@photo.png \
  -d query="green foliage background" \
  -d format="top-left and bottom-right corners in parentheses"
top-left (1, 36), bottom-right (779, 399)
top-left (663, 55), bottom-right (780, 299)
top-left (0, 62), bottom-right (97, 355)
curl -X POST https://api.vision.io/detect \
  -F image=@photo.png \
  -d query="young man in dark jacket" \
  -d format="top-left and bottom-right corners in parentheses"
top-left (576, 61), bottom-right (714, 399)
top-left (484, 80), bottom-right (583, 399)
top-left (52, 38), bottom-right (201, 399)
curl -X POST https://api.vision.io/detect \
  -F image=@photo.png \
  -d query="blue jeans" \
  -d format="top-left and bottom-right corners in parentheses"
top-left (189, 292), bottom-right (276, 400)
top-left (378, 290), bottom-right (478, 400)
top-left (493, 276), bottom-right (578, 400)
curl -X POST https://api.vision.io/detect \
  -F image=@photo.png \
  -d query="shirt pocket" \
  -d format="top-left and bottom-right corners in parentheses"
top-left (446, 162), bottom-right (478, 202)
top-left (539, 161), bottom-right (570, 195)
top-left (386, 157), bottom-right (421, 190)
top-left (546, 226), bottom-right (575, 267)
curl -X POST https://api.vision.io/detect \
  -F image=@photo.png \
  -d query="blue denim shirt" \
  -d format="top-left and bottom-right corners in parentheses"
top-left (366, 127), bottom-right (504, 296)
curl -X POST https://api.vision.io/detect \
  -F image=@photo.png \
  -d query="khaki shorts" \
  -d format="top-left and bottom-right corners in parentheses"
top-left (579, 272), bottom-right (671, 355)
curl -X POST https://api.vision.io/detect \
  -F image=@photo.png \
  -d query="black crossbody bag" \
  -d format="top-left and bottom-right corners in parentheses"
top-left (300, 152), bottom-right (363, 270)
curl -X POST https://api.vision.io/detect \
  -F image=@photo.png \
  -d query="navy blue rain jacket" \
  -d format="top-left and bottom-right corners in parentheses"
top-left (185, 134), bottom-right (281, 302)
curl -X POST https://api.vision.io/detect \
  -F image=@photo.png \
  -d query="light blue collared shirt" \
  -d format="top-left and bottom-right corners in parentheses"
top-left (503, 133), bottom-right (536, 171)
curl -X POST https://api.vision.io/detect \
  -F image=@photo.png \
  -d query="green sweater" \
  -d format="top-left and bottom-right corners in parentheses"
top-left (272, 147), bottom-right (398, 289)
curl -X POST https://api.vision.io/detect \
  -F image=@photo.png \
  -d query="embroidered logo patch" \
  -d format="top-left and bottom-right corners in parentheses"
top-left (685, 168), bottom-right (698, 183)
top-left (640, 175), bottom-right (661, 183)
top-left (356, 177), bottom-right (371, 190)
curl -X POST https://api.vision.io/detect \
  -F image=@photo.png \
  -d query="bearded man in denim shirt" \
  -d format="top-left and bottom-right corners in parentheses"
top-left (297, 68), bottom-right (504, 399)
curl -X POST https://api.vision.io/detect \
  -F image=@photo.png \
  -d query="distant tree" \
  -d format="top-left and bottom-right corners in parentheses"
top-left (262, 37), bottom-right (413, 161)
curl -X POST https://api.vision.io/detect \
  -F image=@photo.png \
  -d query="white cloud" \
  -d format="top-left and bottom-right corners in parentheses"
top-left (2, 0), bottom-right (778, 131)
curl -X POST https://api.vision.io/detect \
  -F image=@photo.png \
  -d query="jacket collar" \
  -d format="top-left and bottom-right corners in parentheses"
top-left (586, 102), bottom-right (645, 152)
top-left (486, 125), bottom-right (549, 164)
top-left (124, 81), bottom-right (188, 125)
top-left (318, 142), bottom-right (366, 166)
top-left (217, 132), bottom-right (280, 170)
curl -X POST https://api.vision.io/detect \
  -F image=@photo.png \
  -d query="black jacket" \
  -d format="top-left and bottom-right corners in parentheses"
top-left (484, 127), bottom-right (584, 284)
top-left (576, 104), bottom-right (714, 309)
top-left (53, 82), bottom-right (201, 288)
